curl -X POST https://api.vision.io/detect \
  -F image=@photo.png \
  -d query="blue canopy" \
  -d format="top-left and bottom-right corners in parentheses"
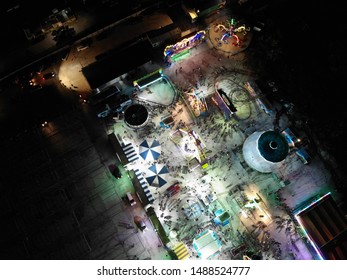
top-left (146, 164), bottom-right (169, 187)
top-left (139, 139), bottom-right (161, 161)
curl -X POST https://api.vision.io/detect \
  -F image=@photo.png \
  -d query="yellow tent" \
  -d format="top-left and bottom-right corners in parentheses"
top-left (173, 242), bottom-right (190, 260)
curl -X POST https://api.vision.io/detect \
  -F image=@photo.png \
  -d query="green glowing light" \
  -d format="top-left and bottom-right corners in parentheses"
top-left (171, 49), bottom-right (190, 62)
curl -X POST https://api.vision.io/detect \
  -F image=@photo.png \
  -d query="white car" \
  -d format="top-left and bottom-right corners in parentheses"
top-left (77, 44), bottom-right (89, 51)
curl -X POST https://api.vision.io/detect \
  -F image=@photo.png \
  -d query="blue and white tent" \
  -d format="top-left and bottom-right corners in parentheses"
top-left (139, 139), bottom-right (161, 161)
top-left (146, 164), bottom-right (169, 188)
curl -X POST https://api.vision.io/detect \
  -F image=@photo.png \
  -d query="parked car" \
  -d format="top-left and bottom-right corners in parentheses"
top-left (134, 216), bottom-right (146, 231)
top-left (77, 44), bottom-right (89, 51)
top-left (60, 48), bottom-right (70, 61)
top-left (77, 38), bottom-right (93, 51)
top-left (29, 84), bottom-right (43, 92)
top-left (165, 183), bottom-right (180, 197)
top-left (108, 163), bottom-right (122, 179)
top-left (43, 72), bottom-right (56, 79)
top-left (126, 192), bottom-right (136, 206)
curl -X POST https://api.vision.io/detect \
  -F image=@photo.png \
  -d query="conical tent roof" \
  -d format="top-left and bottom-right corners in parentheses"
top-left (146, 164), bottom-right (169, 187)
top-left (139, 139), bottom-right (161, 161)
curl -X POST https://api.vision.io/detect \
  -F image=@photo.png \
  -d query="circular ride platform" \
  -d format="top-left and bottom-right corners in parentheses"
top-left (124, 104), bottom-right (149, 129)
top-left (207, 16), bottom-right (253, 55)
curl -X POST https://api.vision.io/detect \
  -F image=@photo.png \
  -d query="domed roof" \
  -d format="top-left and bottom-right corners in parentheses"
top-left (124, 104), bottom-right (149, 126)
top-left (258, 131), bottom-right (288, 163)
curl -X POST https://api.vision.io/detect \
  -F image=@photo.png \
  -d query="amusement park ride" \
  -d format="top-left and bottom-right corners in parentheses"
top-left (214, 18), bottom-right (250, 47)
top-left (164, 31), bottom-right (206, 63)
top-left (163, 18), bottom-right (251, 64)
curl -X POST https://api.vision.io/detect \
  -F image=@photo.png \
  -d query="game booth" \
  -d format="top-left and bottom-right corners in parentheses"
top-left (182, 88), bottom-right (209, 118)
top-left (211, 88), bottom-right (237, 120)
top-left (193, 230), bottom-right (222, 259)
top-left (164, 30), bottom-right (206, 63)
top-left (159, 114), bottom-right (175, 129)
top-left (170, 128), bottom-right (209, 170)
top-left (245, 81), bottom-right (273, 115)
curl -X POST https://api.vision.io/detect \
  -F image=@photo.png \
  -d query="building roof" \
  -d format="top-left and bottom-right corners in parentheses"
top-left (193, 230), bottom-right (222, 259)
top-left (295, 193), bottom-right (347, 260)
top-left (82, 40), bottom-right (153, 90)
top-left (183, 0), bottom-right (225, 11)
top-left (136, 71), bottom-right (162, 88)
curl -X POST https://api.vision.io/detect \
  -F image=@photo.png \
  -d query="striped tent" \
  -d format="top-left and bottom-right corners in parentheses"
top-left (122, 143), bottom-right (138, 163)
top-left (134, 169), bottom-right (155, 203)
top-left (146, 164), bottom-right (169, 188)
top-left (173, 242), bottom-right (190, 260)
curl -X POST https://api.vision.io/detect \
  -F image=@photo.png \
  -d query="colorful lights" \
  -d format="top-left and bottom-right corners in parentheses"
top-left (295, 216), bottom-right (325, 260)
top-left (133, 68), bottom-right (163, 89)
top-left (295, 192), bottom-right (331, 216)
top-left (171, 49), bottom-right (190, 62)
top-left (294, 192), bottom-right (332, 260)
top-left (164, 30), bottom-right (206, 62)
top-left (211, 89), bottom-right (235, 120)
top-left (170, 128), bottom-right (208, 170)
top-left (245, 81), bottom-right (273, 115)
top-left (234, 25), bottom-right (251, 36)
top-left (214, 19), bottom-right (250, 47)
top-left (183, 88), bottom-right (208, 117)
top-left (244, 81), bottom-right (259, 97)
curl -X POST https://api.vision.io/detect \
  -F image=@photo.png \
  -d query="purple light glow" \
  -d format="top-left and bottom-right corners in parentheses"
top-left (294, 192), bottom-right (331, 260)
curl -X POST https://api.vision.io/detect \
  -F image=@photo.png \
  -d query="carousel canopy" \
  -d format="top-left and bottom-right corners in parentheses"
top-left (146, 164), bottom-right (169, 187)
top-left (139, 139), bottom-right (161, 161)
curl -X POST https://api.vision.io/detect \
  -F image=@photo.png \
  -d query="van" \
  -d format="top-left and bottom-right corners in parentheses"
top-left (30, 84), bottom-right (43, 92)
top-left (77, 38), bottom-right (93, 51)
top-left (281, 127), bottom-right (300, 148)
top-left (126, 192), bottom-right (136, 206)
top-left (77, 44), bottom-right (89, 51)
top-left (295, 147), bottom-right (312, 165)
top-left (60, 48), bottom-right (70, 61)
top-left (134, 216), bottom-right (146, 231)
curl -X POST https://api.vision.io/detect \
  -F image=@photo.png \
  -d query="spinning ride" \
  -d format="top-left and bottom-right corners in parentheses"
top-left (214, 18), bottom-right (250, 47)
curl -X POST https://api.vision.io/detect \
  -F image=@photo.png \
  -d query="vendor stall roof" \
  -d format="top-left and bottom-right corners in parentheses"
top-left (193, 230), bottom-right (222, 259)
top-left (295, 193), bottom-right (347, 260)
top-left (82, 40), bottom-right (153, 90)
